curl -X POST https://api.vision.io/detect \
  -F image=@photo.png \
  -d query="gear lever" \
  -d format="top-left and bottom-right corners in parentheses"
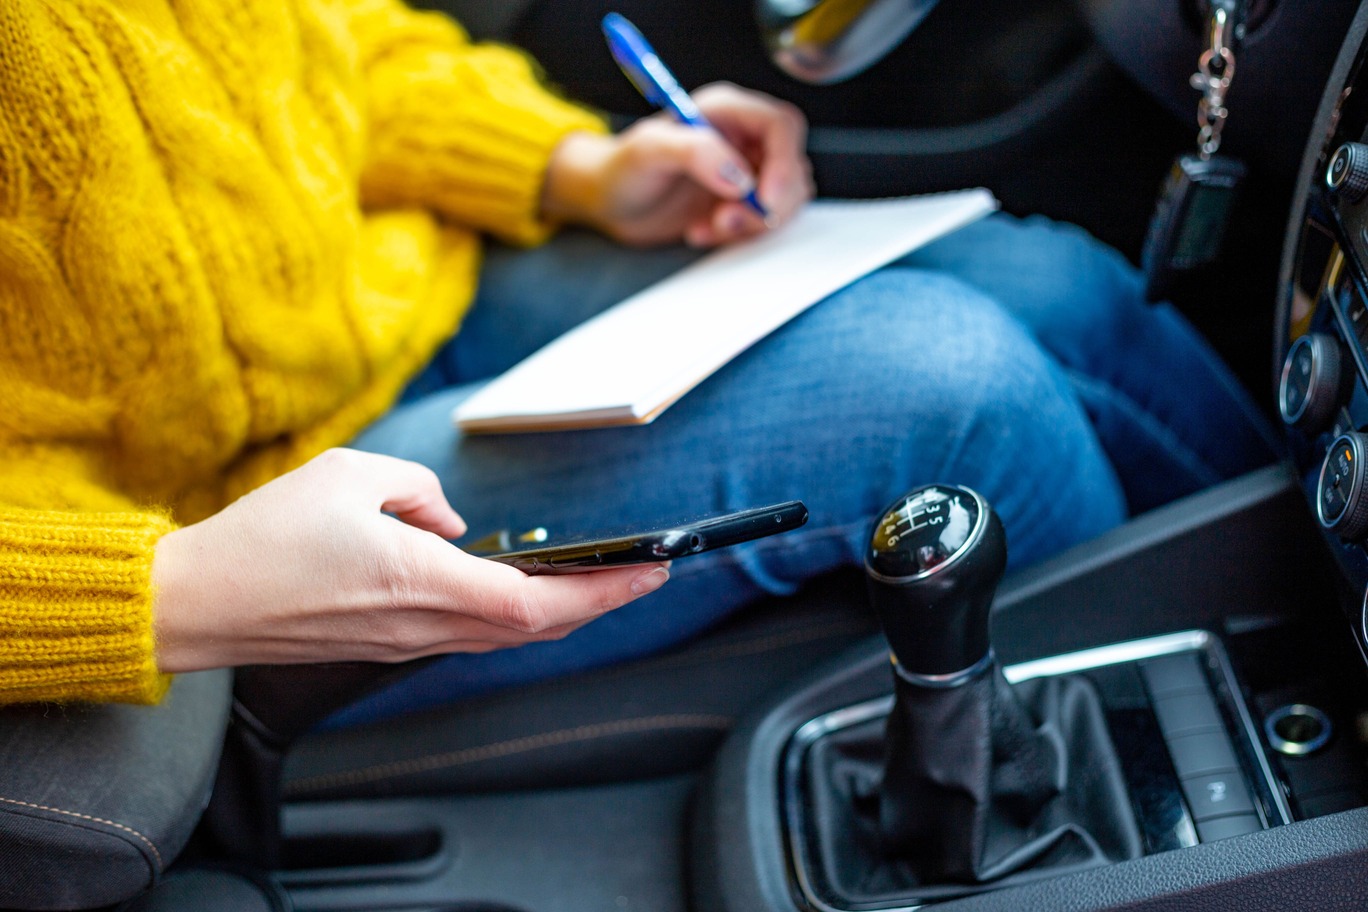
top-left (866, 485), bottom-right (1119, 884)
top-left (785, 485), bottom-right (1139, 905)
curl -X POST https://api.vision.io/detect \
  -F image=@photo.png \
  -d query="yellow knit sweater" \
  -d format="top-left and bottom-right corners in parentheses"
top-left (0, 0), bottom-right (604, 704)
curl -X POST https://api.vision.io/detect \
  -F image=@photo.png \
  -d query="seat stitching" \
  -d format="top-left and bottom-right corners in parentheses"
top-left (0, 794), bottom-right (164, 871)
top-left (285, 713), bottom-right (734, 794)
top-left (502, 618), bottom-right (871, 694)
top-left (635, 618), bottom-right (872, 671)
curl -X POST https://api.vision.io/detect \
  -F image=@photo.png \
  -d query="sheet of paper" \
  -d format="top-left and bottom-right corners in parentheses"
top-left (454, 189), bottom-right (997, 433)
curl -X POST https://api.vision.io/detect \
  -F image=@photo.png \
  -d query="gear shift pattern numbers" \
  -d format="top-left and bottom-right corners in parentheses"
top-left (869, 487), bottom-right (979, 578)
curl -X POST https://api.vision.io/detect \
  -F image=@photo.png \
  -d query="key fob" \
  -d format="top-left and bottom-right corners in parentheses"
top-left (1142, 153), bottom-right (1247, 302)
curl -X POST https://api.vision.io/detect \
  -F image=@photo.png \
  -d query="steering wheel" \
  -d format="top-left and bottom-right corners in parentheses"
top-left (755, 0), bottom-right (945, 83)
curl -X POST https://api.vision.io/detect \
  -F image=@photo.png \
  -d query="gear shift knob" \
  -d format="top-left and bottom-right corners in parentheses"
top-left (865, 485), bottom-right (1006, 678)
top-left (809, 485), bottom-right (1139, 889)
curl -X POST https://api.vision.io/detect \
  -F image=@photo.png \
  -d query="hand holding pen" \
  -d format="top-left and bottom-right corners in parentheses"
top-left (602, 12), bottom-right (771, 221)
top-left (540, 16), bottom-right (814, 248)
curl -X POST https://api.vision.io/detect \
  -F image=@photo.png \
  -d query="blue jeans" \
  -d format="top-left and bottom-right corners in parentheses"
top-left (325, 214), bottom-right (1278, 727)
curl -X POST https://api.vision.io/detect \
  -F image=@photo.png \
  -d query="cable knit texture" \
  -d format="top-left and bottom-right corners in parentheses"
top-left (0, 0), bottom-right (605, 704)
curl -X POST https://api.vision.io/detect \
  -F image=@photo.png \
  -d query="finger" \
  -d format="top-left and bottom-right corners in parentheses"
top-left (318, 448), bottom-right (468, 539)
top-left (685, 197), bottom-right (774, 247)
top-left (509, 562), bottom-right (672, 632)
top-left (432, 549), bottom-right (672, 636)
top-left (630, 117), bottom-right (762, 206)
top-left (692, 84), bottom-right (813, 223)
top-left (379, 467), bottom-right (467, 539)
top-left (422, 617), bottom-right (595, 656)
top-left (710, 201), bottom-right (769, 244)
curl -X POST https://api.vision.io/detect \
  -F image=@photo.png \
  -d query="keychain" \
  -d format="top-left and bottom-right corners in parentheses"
top-left (1142, 0), bottom-right (1249, 302)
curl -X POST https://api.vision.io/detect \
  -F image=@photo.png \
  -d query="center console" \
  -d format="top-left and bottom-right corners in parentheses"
top-left (786, 631), bottom-right (1286, 911)
top-left (691, 457), bottom-right (1368, 911)
top-left (688, 12), bottom-right (1368, 908)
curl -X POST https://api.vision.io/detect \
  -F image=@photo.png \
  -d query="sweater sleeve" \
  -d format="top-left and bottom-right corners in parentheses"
top-left (344, 0), bottom-right (608, 246)
top-left (0, 507), bottom-right (175, 705)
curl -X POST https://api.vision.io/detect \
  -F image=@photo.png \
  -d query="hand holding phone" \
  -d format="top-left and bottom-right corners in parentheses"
top-left (481, 501), bottom-right (808, 574)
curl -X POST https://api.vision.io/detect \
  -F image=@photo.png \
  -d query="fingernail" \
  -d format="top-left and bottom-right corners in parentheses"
top-left (726, 211), bottom-right (748, 235)
top-left (685, 226), bottom-right (713, 248)
top-left (631, 566), bottom-right (670, 596)
top-left (719, 160), bottom-right (756, 193)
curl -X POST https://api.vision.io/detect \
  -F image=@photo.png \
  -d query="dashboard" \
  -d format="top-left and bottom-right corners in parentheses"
top-left (1278, 16), bottom-right (1368, 665)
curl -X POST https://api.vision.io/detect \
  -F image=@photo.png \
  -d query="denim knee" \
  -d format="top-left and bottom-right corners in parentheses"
top-left (825, 270), bottom-right (1074, 426)
top-left (896, 213), bottom-right (1150, 369)
top-left (811, 269), bottom-right (1127, 559)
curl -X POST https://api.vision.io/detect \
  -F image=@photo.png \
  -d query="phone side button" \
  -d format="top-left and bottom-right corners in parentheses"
top-left (551, 552), bottom-right (602, 569)
top-left (509, 557), bottom-right (540, 572)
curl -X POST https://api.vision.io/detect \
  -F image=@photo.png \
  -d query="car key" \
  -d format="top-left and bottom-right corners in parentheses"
top-left (1142, 153), bottom-right (1247, 302)
top-left (1142, 0), bottom-right (1249, 302)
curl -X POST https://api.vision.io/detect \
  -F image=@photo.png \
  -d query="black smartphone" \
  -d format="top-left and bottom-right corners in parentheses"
top-left (482, 501), bottom-right (808, 574)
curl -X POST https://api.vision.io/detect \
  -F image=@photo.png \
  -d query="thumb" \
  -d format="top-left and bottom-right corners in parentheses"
top-left (322, 449), bottom-right (468, 539)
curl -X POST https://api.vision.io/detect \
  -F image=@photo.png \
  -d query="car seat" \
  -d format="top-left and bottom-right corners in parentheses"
top-left (0, 574), bottom-right (874, 909)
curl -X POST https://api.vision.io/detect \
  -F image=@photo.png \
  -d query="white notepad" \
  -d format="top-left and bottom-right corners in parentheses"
top-left (454, 189), bottom-right (997, 433)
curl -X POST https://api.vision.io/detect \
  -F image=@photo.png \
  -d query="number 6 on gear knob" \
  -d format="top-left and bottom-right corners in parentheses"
top-left (864, 484), bottom-right (1007, 679)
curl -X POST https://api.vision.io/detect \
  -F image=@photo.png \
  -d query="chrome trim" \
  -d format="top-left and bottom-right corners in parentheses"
top-left (762, 0), bottom-right (943, 85)
top-left (895, 648), bottom-right (995, 688)
top-left (781, 631), bottom-right (1290, 912)
top-left (790, 696), bottom-right (894, 757)
top-left (1002, 631), bottom-right (1210, 684)
top-left (1327, 256), bottom-right (1368, 390)
top-left (864, 487), bottom-right (989, 585)
top-left (1361, 586), bottom-right (1368, 657)
top-left (1316, 433), bottom-right (1363, 530)
top-left (1264, 703), bottom-right (1334, 756)
top-left (1278, 336), bottom-right (1313, 425)
top-left (1204, 636), bottom-right (1295, 828)
top-left (785, 697), bottom-right (901, 912)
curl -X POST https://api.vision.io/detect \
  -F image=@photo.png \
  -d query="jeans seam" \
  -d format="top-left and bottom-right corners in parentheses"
top-left (1063, 367), bottom-right (1225, 490)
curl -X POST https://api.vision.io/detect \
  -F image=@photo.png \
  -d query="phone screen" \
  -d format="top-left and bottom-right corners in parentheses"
top-left (480, 501), bottom-right (808, 574)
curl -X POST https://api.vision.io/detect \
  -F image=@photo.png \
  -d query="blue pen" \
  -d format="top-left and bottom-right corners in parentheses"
top-left (601, 12), bottom-right (770, 221)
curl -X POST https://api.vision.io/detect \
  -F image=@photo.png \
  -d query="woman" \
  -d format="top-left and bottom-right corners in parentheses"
top-left (0, 0), bottom-right (1274, 715)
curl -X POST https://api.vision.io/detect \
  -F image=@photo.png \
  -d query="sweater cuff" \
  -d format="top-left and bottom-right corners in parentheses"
top-left (0, 510), bottom-right (175, 705)
top-left (359, 42), bottom-right (609, 246)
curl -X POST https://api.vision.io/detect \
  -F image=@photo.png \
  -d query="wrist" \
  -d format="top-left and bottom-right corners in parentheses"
top-left (151, 525), bottom-right (215, 674)
top-left (541, 130), bottom-right (617, 229)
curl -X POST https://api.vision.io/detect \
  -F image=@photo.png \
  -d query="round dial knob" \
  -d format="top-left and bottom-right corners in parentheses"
top-left (865, 485), bottom-right (1006, 676)
top-left (1280, 333), bottom-right (1346, 433)
top-left (1327, 143), bottom-right (1368, 203)
top-left (1318, 432), bottom-right (1368, 540)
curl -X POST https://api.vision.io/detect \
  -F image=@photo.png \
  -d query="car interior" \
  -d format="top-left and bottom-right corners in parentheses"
top-left (7, 0), bottom-right (1368, 910)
